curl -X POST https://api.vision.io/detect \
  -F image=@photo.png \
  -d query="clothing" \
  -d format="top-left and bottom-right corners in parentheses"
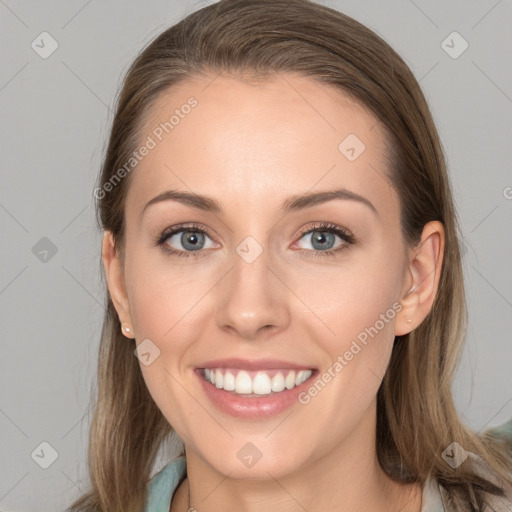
top-left (145, 419), bottom-right (512, 512)
top-left (145, 455), bottom-right (186, 512)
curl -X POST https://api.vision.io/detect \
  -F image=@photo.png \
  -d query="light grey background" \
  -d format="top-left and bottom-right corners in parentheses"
top-left (1, 0), bottom-right (511, 510)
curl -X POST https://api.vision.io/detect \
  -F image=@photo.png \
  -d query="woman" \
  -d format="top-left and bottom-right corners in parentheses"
top-left (68, 0), bottom-right (512, 511)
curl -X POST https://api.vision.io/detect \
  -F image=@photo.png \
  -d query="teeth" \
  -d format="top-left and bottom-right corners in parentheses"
top-left (271, 372), bottom-right (285, 392)
top-left (252, 372), bottom-right (272, 395)
top-left (285, 371), bottom-right (296, 390)
top-left (235, 371), bottom-right (253, 394)
top-left (203, 368), bottom-right (313, 395)
top-left (223, 371), bottom-right (236, 391)
top-left (214, 369), bottom-right (223, 389)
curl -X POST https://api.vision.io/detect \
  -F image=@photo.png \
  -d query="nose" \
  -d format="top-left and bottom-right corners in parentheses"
top-left (215, 246), bottom-right (290, 341)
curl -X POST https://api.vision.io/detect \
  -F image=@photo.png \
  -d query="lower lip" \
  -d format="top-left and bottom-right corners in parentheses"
top-left (195, 369), bottom-right (317, 419)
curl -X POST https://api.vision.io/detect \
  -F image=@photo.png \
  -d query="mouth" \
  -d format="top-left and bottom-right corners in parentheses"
top-left (199, 367), bottom-right (314, 396)
top-left (194, 360), bottom-right (318, 419)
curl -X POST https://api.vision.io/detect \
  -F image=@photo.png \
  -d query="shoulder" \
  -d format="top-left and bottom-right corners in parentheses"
top-left (145, 455), bottom-right (187, 512)
top-left (486, 417), bottom-right (512, 444)
top-left (436, 419), bottom-right (512, 511)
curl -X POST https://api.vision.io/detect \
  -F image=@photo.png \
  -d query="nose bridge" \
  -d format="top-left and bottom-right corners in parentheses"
top-left (215, 235), bottom-right (290, 339)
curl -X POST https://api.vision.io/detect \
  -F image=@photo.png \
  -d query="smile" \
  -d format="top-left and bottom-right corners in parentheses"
top-left (202, 368), bottom-right (314, 396)
top-left (195, 358), bottom-right (318, 418)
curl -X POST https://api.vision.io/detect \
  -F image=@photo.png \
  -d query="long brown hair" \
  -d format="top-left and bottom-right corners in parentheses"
top-left (68, 1), bottom-right (512, 510)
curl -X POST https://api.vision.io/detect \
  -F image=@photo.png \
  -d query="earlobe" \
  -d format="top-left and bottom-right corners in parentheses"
top-left (395, 221), bottom-right (445, 336)
top-left (101, 231), bottom-right (135, 338)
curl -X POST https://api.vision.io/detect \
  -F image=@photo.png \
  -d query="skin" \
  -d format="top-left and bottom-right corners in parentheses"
top-left (102, 72), bottom-right (444, 512)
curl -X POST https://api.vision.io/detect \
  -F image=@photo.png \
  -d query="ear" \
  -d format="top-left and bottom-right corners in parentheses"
top-left (101, 230), bottom-right (135, 338)
top-left (395, 221), bottom-right (445, 336)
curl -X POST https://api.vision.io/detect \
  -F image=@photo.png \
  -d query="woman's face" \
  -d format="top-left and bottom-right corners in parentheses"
top-left (106, 72), bottom-right (423, 479)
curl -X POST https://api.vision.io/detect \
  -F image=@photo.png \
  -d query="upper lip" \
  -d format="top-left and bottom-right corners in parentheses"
top-left (197, 358), bottom-right (316, 371)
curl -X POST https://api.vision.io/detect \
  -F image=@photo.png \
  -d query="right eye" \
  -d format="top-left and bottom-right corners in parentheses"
top-left (155, 224), bottom-right (218, 258)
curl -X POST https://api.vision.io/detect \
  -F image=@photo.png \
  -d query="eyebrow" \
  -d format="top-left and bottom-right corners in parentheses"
top-left (142, 187), bottom-right (378, 217)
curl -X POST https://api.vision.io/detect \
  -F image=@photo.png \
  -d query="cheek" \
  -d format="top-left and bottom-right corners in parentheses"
top-left (287, 249), bottom-right (402, 345)
top-left (124, 250), bottom-right (221, 424)
top-left (292, 289), bottom-right (398, 452)
top-left (125, 246), bottom-right (210, 340)
top-left (127, 266), bottom-right (204, 439)
top-left (290, 253), bottom-right (401, 409)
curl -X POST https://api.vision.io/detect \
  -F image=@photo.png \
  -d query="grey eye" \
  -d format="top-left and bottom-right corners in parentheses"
top-left (298, 230), bottom-right (344, 251)
top-left (164, 230), bottom-right (215, 252)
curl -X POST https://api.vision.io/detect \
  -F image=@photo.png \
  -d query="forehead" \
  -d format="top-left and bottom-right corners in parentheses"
top-left (126, 72), bottom-right (398, 224)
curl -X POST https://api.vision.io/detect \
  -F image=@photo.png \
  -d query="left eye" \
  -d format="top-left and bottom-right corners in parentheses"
top-left (295, 228), bottom-right (348, 252)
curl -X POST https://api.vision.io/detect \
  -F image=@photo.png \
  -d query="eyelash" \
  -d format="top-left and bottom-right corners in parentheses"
top-left (154, 222), bottom-right (355, 259)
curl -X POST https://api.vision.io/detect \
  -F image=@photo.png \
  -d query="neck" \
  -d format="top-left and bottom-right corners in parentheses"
top-left (171, 406), bottom-right (422, 512)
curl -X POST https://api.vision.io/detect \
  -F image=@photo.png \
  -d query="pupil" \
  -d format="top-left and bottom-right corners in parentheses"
top-left (182, 231), bottom-right (203, 251)
top-left (312, 231), bottom-right (333, 250)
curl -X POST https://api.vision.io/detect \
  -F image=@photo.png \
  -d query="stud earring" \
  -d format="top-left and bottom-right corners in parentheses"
top-left (122, 324), bottom-right (131, 334)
